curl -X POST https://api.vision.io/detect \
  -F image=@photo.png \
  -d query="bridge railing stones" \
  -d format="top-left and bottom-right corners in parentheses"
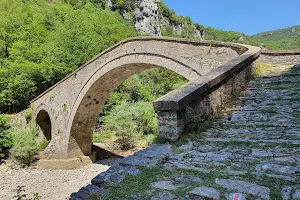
top-left (154, 45), bottom-right (261, 140)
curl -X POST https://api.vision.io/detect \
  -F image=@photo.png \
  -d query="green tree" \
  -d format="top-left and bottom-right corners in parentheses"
top-left (0, 0), bottom-right (137, 112)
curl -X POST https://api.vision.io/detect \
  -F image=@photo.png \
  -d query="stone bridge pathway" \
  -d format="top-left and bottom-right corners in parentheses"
top-left (71, 64), bottom-right (300, 200)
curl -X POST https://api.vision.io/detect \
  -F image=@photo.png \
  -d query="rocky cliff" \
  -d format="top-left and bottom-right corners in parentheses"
top-left (134, 0), bottom-right (204, 38)
top-left (134, 0), bottom-right (161, 35)
top-left (108, 0), bottom-right (204, 39)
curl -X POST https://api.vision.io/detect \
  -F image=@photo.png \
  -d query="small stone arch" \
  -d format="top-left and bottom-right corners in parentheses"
top-left (36, 109), bottom-right (52, 141)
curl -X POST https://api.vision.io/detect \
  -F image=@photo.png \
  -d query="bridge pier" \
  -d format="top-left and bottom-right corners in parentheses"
top-left (157, 110), bottom-right (185, 141)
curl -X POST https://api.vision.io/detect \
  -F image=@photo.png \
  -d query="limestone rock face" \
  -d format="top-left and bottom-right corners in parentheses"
top-left (159, 18), bottom-right (204, 39)
top-left (106, 0), bottom-right (112, 7)
top-left (105, 0), bottom-right (204, 38)
top-left (134, 0), bottom-right (161, 36)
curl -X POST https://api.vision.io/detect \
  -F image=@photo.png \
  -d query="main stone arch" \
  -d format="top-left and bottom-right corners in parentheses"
top-left (66, 55), bottom-right (204, 157)
top-left (31, 37), bottom-right (244, 169)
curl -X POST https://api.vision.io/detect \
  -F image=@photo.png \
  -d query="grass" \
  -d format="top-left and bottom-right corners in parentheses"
top-left (287, 97), bottom-right (300, 102)
top-left (93, 130), bottom-right (114, 143)
top-left (260, 106), bottom-right (276, 114)
top-left (288, 91), bottom-right (299, 96)
top-left (214, 140), bottom-right (260, 148)
top-left (252, 62), bottom-right (271, 77)
top-left (212, 140), bottom-right (300, 150)
top-left (291, 111), bottom-right (300, 123)
top-left (239, 173), bottom-right (287, 200)
top-left (102, 167), bottom-right (169, 200)
top-left (263, 83), bottom-right (292, 90)
top-left (99, 166), bottom-right (228, 200)
top-left (90, 165), bottom-right (289, 200)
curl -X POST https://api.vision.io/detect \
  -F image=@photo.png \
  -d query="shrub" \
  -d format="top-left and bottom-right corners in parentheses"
top-left (100, 101), bottom-right (157, 150)
top-left (8, 125), bottom-right (49, 166)
top-left (101, 103), bottom-right (138, 150)
top-left (253, 62), bottom-right (271, 77)
top-left (23, 109), bottom-right (33, 122)
top-left (134, 102), bottom-right (158, 135)
top-left (0, 114), bottom-right (10, 132)
top-left (0, 114), bottom-right (12, 159)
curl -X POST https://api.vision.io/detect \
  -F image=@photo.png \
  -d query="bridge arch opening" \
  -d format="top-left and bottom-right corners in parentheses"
top-left (36, 110), bottom-right (52, 141)
top-left (67, 62), bottom-right (189, 157)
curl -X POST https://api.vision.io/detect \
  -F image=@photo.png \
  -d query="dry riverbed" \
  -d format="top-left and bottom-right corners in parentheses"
top-left (0, 159), bottom-right (119, 200)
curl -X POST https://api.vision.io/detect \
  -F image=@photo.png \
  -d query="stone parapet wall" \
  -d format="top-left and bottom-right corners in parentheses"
top-left (154, 45), bottom-right (261, 140)
top-left (260, 50), bottom-right (300, 65)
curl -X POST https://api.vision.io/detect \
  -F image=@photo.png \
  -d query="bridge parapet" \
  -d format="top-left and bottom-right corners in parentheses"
top-left (260, 50), bottom-right (300, 65)
top-left (154, 45), bottom-right (261, 140)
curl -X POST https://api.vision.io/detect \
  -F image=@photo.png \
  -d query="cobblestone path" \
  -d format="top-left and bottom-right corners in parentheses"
top-left (71, 64), bottom-right (300, 200)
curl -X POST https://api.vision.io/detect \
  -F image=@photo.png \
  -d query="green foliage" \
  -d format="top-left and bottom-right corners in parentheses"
top-left (253, 62), bottom-right (271, 77)
top-left (0, 114), bottom-right (9, 133)
top-left (93, 130), bottom-right (114, 143)
top-left (122, 0), bottom-right (136, 12)
top-left (204, 27), bottom-right (260, 45)
top-left (97, 68), bottom-right (188, 150)
top-left (101, 92), bottom-right (126, 116)
top-left (23, 109), bottom-right (33, 121)
top-left (111, 0), bottom-right (136, 13)
top-left (159, 1), bottom-right (192, 25)
top-left (101, 68), bottom-right (188, 115)
top-left (194, 23), bottom-right (204, 31)
top-left (260, 39), bottom-right (300, 50)
top-left (111, 0), bottom-right (123, 10)
top-left (205, 25), bottom-right (300, 50)
top-left (97, 68), bottom-right (187, 149)
top-left (0, 114), bottom-right (12, 159)
top-left (252, 25), bottom-right (300, 50)
top-left (122, 68), bottom-right (188, 102)
top-left (161, 24), bottom-right (199, 39)
top-left (159, 1), bottom-right (200, 39)
top-left (101, 101), bottom-right (157, 150)
top-left (59, 0), bottom-right (107, 9)
top-left (253, 25), bottom-right (300, 41)
top-left (8, 125), bottom-right (49, 166)
top-left (0, 0), bottom-right (137, 112)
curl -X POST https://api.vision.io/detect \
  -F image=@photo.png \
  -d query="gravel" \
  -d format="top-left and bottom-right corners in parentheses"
top-left (0, 159), bottom-right (119, 200)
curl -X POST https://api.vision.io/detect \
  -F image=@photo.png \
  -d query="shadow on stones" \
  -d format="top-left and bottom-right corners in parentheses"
top-left (92, 144), bottom-right (122, 161)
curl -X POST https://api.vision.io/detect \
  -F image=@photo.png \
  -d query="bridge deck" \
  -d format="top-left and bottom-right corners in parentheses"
top-left (71, 63), bottom-right (300, 199)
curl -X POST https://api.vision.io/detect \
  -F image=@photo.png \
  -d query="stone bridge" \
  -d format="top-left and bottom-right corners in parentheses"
top-left (31, 36), bottom-right (264, 169)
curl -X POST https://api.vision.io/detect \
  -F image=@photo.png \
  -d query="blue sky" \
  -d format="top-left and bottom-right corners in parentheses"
top-left (163, 0), bottom-right (300, 36)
